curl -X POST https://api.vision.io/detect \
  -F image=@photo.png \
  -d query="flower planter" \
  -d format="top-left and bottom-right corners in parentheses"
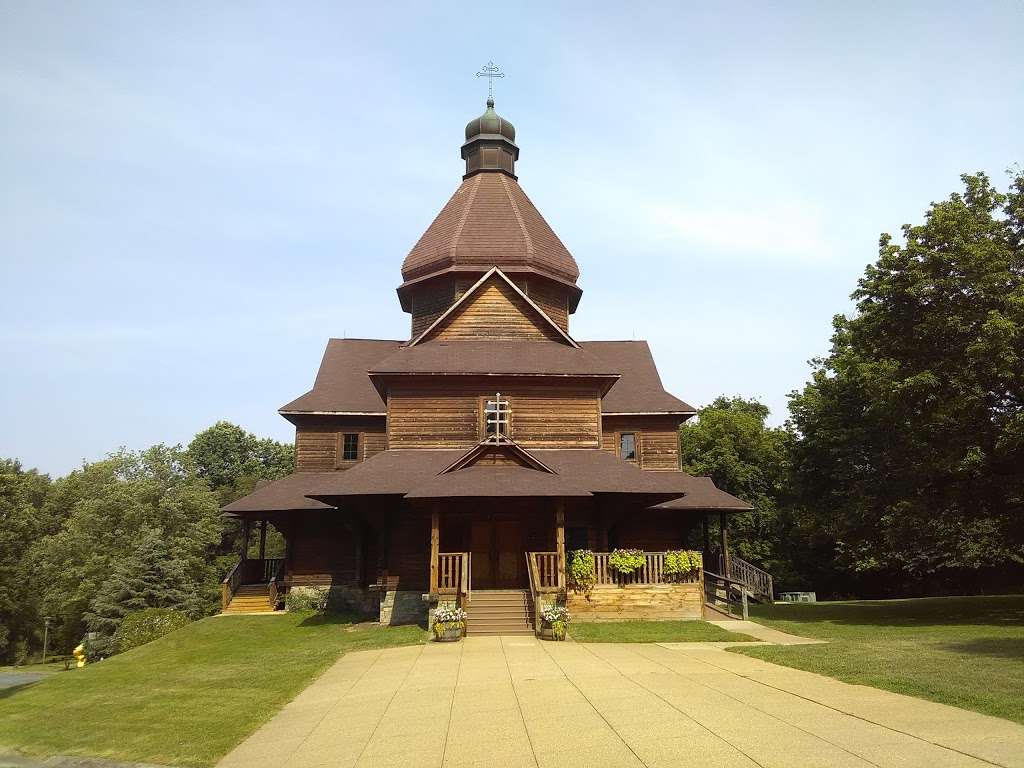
top-left (540, 622), bottom-right (567, 641)
top-left (434, 625), bottom-right (463, 642)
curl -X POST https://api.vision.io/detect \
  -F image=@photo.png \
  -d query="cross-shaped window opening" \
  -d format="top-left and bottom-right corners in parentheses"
top-left (484, 395), bottom-right (511, 439)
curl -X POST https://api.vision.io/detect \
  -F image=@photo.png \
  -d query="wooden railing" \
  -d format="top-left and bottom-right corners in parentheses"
top-left (525, 553), bottom-right (541, 635)
top-left (437, 552), bottom-right (471, 598)
top-left (268, 558), bottom-right (286, 611)
top-left (724, 555), bottom-right (774, 601)
top-left (532, 551), bottom-right (560, 590)
top-left (704, 571), bottom-right (749, 619)
top-left (221, 560), bottom-right (244, 611)
top-left (590, 551), bottom-right (702, 586)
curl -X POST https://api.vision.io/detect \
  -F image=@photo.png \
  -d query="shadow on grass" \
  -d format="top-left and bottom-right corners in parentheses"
top-left (751, 595), bottom-right (1024, 628)
top-left (297, 611), bottom-right (428, 631)
top-left (942, 637), bottom-right (1024, 660)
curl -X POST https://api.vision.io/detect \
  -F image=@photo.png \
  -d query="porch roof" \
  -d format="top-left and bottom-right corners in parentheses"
top-left (300, 447), bottom-right (750, 508)
top-left (221, 472), bottom-right (338, 515)
top-left (647, 477), bottom-right (753, 511)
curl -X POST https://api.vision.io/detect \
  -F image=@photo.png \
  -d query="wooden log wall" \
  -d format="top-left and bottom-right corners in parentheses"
top-left (601, 416), bottom-right (684, 471)
top-left (387, 380), bottom-right (601, 449)
top-left (285, 511), bottom-right (357, 584)
top-left (293, 416), bottom-right (387, 472)
top-left (409, 274), bottom-right (572, 339)
top-left (423, 276), bottom-right (565, 343)
top-left (567, 582), bottom-right (704, 621)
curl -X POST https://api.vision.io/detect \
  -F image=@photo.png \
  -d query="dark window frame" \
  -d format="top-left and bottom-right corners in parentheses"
top-left (618, 431), bottom-right (638, 462)
top-left (340, 433), bottom-right (360, 462)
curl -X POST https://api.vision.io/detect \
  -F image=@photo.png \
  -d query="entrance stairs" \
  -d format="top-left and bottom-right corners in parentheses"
top-left (223, 583), bottom-right (275, 614)
top-left (466, 589), bottom-right (534, 636)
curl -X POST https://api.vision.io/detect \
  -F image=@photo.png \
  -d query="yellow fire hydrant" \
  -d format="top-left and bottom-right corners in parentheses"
top-left (73, 643), bottom-right (86, 668)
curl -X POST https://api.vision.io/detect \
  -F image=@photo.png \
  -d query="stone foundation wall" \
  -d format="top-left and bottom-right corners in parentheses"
top-left (567, 582), bottom-right (704, 621)
top-left (379, 590), bottom-right (427, 626)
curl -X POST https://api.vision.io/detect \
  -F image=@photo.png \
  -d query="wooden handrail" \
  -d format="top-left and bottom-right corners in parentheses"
top-left (725, 555), bottom-right (774, 601)
top-left (221, 559), bottom-right (244, 611)
top-left (703, 570), bottom-right (749, 619)
top-left (437, 552), bottom-right (470, 596)
top-left (267, 558), bottom-right (286, 611)
top-left (525, 552), bottom-right (541, 635)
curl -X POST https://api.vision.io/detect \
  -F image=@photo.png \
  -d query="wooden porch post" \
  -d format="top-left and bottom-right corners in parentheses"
top-left (429, 504), bottom-right (440, 596)
top-left (240, 519), bottom-right (251, 561)
top-left (258, 519), bottom-right (267, 561)
top-left (719, 512), bottom-right (731, 577)
top-left (555, 500), bottom-right (566, 590)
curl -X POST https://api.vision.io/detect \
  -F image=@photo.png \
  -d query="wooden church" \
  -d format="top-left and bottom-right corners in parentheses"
top-left (222, 94), bottom-right (760, 632)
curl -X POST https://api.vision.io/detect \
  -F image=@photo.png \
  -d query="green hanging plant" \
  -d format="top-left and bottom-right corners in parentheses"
top-left (567, 550), bottom-right (596, 595)
top-left (608, 548), bottom-right (646, 574)
top-left (663, 549), bottom-right (703, 578)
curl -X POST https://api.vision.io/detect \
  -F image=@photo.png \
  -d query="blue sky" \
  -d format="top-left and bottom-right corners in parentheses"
top-left (2, 1), bottom-right (1021, 476)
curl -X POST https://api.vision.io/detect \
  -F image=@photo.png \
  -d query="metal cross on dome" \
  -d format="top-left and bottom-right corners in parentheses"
top-left (476, 61), bottom-right (504, 100)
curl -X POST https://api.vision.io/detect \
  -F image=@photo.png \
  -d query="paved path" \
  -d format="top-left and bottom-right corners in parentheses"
top-left (705, 619), bottom-right (828, 645)
top-left (0, 672), bottom-right (49, 690)
top-left (218, 637), bottom-right (1024, 768)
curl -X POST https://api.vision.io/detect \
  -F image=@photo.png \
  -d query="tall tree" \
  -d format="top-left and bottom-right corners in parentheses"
top-left (26, 446), bottom-right (222, 652)
top-left (679, 397), bottom-right (793, 573)
top-left (789, 170), bottom-right (1024, 593)
top-left (84, 528), bottom-right (204, 637)
top-left (187, 421), bottom-right (293, 504)
top-left (0, 460), bottom-right (54, 661)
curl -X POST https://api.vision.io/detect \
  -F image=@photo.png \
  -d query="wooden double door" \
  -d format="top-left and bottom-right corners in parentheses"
top-left (469, 513), bottom-right (527, 589)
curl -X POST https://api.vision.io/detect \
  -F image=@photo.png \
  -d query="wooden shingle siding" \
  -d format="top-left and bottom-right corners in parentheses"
top-left (425, 277), bottom-right (565, 343)
top-left (601, 416), bottom-right (684, 471)
top-left (387, 381), bottom-right (601, 448)
top-left (293, 416), bottom-right (387, 472)
top-left (512, 276), bottom-right (569, 333)
top-left (410, 277), bottom-right (456, 339)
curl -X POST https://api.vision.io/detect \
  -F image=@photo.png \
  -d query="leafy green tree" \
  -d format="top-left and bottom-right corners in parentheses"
top-left (0, 460), bottom-right (54, 661)
top-left (679, 397), bottom-right (793, 574)
top-left (187, 421), bottom-right (293, 503)
top-left (85, 528), bottom-right (204, 637)
top-left (27, 446), bottom-right (222, 652)
top-left (789, 170), bottom-right (1024, 594)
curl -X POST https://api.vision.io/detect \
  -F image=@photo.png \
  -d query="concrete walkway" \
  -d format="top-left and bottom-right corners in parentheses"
top-left (705, 619), bottom-right (828, 645)
top-left (218, 637), bottom-right (1024, 768)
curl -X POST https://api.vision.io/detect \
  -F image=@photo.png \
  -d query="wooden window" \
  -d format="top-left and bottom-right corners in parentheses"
top-left (482, 395), bottom-right (511, 440)
top-left (341, 433), bottom-right (359, 461)
top-left (619, 432), bottom-right (638, 462)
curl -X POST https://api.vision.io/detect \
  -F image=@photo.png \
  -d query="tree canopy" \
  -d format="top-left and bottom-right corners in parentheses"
top-left (788, 170), bottom-right (1024, 590)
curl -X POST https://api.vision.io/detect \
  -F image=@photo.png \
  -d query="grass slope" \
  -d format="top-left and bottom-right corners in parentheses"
top-left (0, 613), bottom-right (426, 767)
top-left (571, 620), bottom-right (754, 643)
top-left (736, 595), bottom-right (1024, 724)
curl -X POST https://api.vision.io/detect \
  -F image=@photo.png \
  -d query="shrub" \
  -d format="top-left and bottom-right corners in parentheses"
top-left (663, 550), bottom-right (703, 578)
top-left (113, 608), bottom-right (190, 652)
top-left (608, 548), bottom-right (646, 574)
top-left (83, 633), bottom-right (116, 661)
top-left (567, 550), bottom-right (596, 595)
top-left (285, 586), bottom-right (330, 613)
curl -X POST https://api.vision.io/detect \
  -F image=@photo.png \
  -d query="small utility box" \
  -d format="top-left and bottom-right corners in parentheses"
top-left (778, 591), bottom-right (817, 603)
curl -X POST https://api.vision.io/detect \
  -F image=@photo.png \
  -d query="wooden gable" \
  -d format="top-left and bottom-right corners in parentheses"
top-left (440, 440), bottom-right (556, 474)
top-left (412, 268), bottom-right (577, 347)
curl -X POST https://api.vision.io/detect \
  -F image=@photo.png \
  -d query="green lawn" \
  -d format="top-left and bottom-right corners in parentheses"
top-left (571, 619), bottom-right (755, 643)
top-left (0, 613), bottom-right (426, 767)
top-left (736, 595), bottom-right (1024, 724)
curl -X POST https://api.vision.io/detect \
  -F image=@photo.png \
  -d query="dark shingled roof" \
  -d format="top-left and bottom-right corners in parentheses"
top-left (368, 340), bottom-right (620, 380)
top-left (279, 339), bottom-right (402, 415)
top-left (281, 339), bottom-right (691, 417)
top-left (295, 446), bottom-right (749, 507)
top-left (581, 341), bottom-right (695, 413)
top-left (649, 477), bottom-right (753, 511)
top-left (221, 473), bottom-right (337, 514)
top-left (400, 172), bottom-right (580, 287)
